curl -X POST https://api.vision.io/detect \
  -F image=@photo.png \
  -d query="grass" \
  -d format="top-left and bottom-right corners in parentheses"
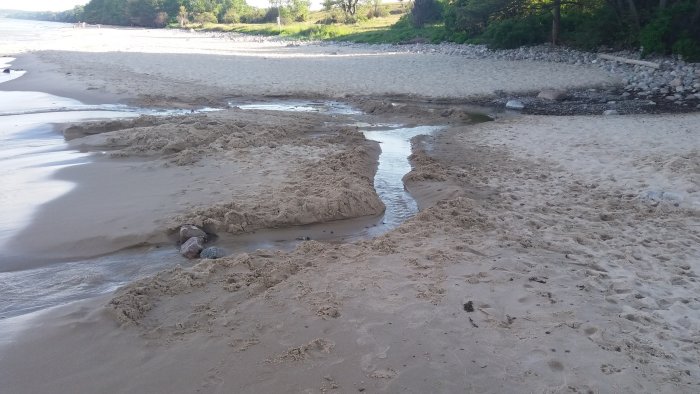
top-left (184, 4), bottom-right (447, 44)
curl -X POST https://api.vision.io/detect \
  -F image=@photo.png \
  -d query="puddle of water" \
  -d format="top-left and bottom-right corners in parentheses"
top-left (230, 99), bottom-right (361, 115)
top-left (0, 57), bottom-right (26, 85)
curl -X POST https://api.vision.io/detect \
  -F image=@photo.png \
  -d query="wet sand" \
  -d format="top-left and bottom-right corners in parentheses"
top-left (1, 23), bottom-right (699, 393)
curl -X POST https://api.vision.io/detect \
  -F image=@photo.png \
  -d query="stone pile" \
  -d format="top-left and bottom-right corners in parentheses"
top-left (178, 224), bottom-right (227, 260)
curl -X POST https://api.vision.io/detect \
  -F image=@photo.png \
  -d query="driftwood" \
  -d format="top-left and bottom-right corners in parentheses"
top-left (598, 54), bottom-right (660, 69)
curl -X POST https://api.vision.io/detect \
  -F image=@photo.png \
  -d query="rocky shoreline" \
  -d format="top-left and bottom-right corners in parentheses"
top-left (205, 31), bottom-right (700, 114)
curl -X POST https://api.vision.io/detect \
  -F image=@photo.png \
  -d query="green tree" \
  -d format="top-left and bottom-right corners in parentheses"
top-left (287, 0), bottom-right (311, 21)
top-left (82, 0), bottom-right (129, 25)
top-left (178, 5), bottom-right (189, 25)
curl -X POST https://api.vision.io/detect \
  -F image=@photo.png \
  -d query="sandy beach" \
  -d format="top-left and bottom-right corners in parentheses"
top-left (1, 21), bottom-right (698, 393)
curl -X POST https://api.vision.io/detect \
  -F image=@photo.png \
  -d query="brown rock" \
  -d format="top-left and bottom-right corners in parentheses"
top-left (179, 224), bottom-right (206, 244)
top-left (180, 237), bottom-right (204, 259)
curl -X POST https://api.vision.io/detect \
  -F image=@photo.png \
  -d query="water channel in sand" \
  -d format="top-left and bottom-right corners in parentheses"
top-left (0, 89), bottom-right (447, 318)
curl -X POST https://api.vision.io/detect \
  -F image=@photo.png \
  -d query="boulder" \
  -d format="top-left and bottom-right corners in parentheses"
top-left (505, 100), bottom-right (525, 110)
top-left (180, 237), bottom-right (204, 259)
top-left (200, 247), bottom-right (227, 259)
top-left (603, 110), bottom-right (619, 116)
top-left (179, 224), bottom-right (206, 244)
top-left (537, 89), bottom-right (566, 101)
top-left (2, 68), bottom-right (9, 73)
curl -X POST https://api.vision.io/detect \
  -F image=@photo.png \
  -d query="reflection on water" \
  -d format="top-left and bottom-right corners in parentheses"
top-left (0, 57), bottom-right (26, 84)
top-left (363, 125), bottom-right (441, 225)
top-left (0, 110), bottom-right (140, 251)
top-left (231, 100), bottom-right (361, 115)
top-left (0, 247), bottom-right (181, 318)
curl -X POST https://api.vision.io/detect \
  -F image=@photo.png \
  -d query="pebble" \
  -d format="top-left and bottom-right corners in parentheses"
top-left (200, 246), bottom-right (227, 259)
top-left (505, 100), bottom-right (525, 110)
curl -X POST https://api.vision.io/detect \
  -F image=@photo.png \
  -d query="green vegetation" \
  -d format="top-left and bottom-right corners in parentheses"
top-left (9, 0), bottom-right (700, 61)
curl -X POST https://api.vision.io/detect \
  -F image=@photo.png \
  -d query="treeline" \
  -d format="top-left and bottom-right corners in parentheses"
top-left (6, 6), bottom-right (85, 23)
top-left (77, 0), bottom-right (311, 27)
top-left (411, 0), bottom-right (700, 61)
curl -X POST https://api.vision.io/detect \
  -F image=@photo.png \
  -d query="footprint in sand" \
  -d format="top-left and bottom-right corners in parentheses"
top-left (547, 360), bottom-right (565, 372)
top-left (600, 363), bottom-right (622, 375)
top-left (198, 367), bottom-right (224, 391)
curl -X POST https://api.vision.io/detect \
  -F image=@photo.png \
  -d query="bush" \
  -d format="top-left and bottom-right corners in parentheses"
top-left (444, 0), bottom-right (526, 37)
top-left (239, 9), bottom-right (266, 23)
top-left (559, 6), bottom-right (630, 50)
top-left (153, 11), bottom-right (168, 27)
top-left (411, 0), bottom-right (442, 27)
top-left (480, 14), bottom-right (549, 49)
top-left (639, 1), bottom-right (700, 61)
top-left (222, 9), bottom-right (239, 23)
top-left (367, 6), bottom-right (388, 19)
top-left (672, 37), bottom-right (700, 62)
top-left (194, 12), bottom-right (218, 24)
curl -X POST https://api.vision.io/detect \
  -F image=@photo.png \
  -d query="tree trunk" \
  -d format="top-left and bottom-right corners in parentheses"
top-left (626, 0), bottom-right (641, 30)
top-left (659, 0), bottom-right (667, 10)
top-left (693, 0), bottom-right (700, 23)
top-left (552, 0), bottom-right (561, 45)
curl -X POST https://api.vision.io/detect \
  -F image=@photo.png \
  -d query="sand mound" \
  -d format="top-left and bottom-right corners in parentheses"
top-left (173, 142), bottom-right (385, 234)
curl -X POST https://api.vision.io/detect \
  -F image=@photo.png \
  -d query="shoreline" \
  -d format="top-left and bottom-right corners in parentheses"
top-left (1, 21), bottom-right (698, 393)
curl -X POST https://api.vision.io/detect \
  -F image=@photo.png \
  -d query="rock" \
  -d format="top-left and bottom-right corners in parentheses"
top-left (180, 236), bottom-right (204, 259)
top-left (200, 246), bottom-right (227, 259)
top-left (670, 78), bottom-right (683, 87)
top-left (505, 100), bottom-right (525, 110)
top-left (603, 110), bottom-right (619, 116)
top-left (2, 68), bottom-right (9, 73)
top-left (179, 224), bottom-right (206, 244)
top-left (537, 89), bottom-right (566, 101)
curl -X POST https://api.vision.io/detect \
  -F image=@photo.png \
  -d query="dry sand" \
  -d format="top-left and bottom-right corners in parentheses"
top-left (1, 25), bottom-right (699, 393)
top-left (0, 25), bottom-right (618, 103)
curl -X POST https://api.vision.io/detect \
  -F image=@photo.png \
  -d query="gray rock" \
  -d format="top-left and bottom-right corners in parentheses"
top-left (180, 237), bottom-right (204, 259)
top-left (603, 110), bottom-right (619, 116)
top-left (200, 246), bottom-right (227, 259)
top-left (537, 89), bottom-right (566, 101)
top-left (179, 224), bottom-right (206, 244)
top-left (505, 100), bottom-right (525, 110)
